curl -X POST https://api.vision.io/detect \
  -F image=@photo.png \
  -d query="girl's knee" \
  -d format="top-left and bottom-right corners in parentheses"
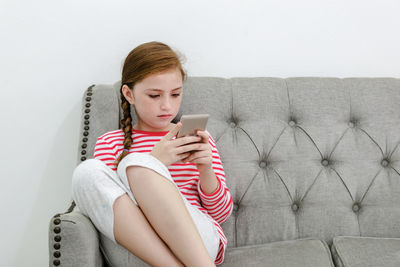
top-left (73, 158), bottom-right (101, 178)
top-left (72, 159), bottom-right (109, 193)
top-left (74, 158), bottom-right (110, 175)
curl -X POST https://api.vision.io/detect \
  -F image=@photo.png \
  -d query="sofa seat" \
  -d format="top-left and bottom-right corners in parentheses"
top-left (99, 234), bottom-right (334, 267)
top-left (218, 238), bottom-right (334, 267)
top-left (331, 236), bottom-right (400, 267)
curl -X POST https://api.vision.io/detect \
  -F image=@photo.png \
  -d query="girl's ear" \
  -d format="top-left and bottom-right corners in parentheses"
top-left (122, 84), bottom-right (135, 105)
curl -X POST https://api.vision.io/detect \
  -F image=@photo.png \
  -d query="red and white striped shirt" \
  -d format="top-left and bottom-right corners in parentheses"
top-left (93, 128), bottom-right (233, 265)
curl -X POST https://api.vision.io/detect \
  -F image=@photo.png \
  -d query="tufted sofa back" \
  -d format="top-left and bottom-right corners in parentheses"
top-left (78, 77), bottom-right (400, 249)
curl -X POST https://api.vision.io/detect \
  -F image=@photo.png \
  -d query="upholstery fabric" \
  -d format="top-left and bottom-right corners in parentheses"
top-left (48, 211), bottom-right (104, 266)
top-left (331, 236), bottom-right (400, 267)
top-left (219, 238), bottom-right (334, 267)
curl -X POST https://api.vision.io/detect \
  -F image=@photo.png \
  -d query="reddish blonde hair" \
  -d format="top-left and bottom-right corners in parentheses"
top-left (115, 41), bottom-right (186, 167)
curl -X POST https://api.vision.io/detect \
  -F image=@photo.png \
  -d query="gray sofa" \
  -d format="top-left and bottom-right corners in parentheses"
top-left (49, 77), bottom-right (400, 267)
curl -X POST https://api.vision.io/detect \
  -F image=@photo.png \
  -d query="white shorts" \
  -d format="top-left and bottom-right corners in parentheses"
top-left (71, 153), bottom-right (220, 262)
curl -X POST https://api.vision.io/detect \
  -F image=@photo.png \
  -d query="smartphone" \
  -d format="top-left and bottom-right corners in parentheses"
top-left (177, 114), bottom-right (209, 138)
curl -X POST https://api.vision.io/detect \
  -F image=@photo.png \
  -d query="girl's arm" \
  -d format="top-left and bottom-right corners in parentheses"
top-left (197, 133), bottom-right (234, 224)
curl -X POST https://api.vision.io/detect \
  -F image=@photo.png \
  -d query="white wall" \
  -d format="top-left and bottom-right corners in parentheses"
top-left (1, 0), bottom-right (399, 266)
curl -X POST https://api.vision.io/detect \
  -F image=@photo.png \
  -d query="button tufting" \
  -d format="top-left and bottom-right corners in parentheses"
top-left (230, 122), bottom-right (236, 128)
top-left (233, 203), bottom-right (239, 212)
top-left (288, 120), bottom-right (296, 126)
top-left (352, 203), bottom-right (360, 212)
top-left (348, 121), bottom-right (354, 128)
top-left (321, 159), bottom-right (329, 166)
top-left (291, 203), bottom-right (299, 211)
top-left (381, 159), bottom-right (389, 167)
top-left (259, 161), bottom-right (267, 168)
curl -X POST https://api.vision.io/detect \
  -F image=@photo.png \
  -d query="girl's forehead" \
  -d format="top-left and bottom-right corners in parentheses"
top-left (138, 68), bottom-right (183, 86)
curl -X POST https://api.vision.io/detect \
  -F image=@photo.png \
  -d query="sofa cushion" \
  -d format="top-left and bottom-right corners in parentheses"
top-left (100, 233), bottom-right (333, 267)
top-left (331, 236), bottom-right (400, 267)
top-left (218, 238), bottom-right (334, 267)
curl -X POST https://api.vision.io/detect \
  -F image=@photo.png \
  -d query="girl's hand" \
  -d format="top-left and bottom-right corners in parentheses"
top-left (149, 122), bottom-right (202, 167)
top-left (181, 130), bottom-right (213, 171)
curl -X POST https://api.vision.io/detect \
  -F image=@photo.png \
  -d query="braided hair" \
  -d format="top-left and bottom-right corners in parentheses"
top-left (114, 83), bottom-right (134, 168)
top-left (114, 41), bottom-right (186, 168)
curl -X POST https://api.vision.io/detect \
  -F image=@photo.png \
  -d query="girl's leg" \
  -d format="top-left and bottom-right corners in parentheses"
top-left (125, 165), bottom-right (216, 267)
top-left (113, 193), bottom-right (183, 267)
top-left (72, 159), bottom-right (183, 266)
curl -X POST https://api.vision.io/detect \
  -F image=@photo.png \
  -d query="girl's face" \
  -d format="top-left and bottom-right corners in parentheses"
top-left (122, 67), bottom-right (183, 132)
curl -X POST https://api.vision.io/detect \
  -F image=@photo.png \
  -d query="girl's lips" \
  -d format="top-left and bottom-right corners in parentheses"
top-left (158, 115), bottom-right (171, 119)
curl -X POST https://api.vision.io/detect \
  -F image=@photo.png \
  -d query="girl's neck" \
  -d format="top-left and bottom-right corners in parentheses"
top-left (132, 123), bottom-right (176, 133)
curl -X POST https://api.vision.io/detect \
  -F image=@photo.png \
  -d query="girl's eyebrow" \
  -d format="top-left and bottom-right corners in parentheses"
top-left (146, 87), bottom-right (182, 92)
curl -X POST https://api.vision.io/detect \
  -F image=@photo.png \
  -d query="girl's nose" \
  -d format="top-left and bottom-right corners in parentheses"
top-left (161, 98), bottom-right (171, 109)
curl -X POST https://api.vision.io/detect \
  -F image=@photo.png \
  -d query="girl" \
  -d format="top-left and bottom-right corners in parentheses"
top-left (72, 41), bottom-right (233, 266)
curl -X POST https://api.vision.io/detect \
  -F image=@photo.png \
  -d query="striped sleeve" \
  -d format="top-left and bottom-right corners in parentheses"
top-left (93, 134), bottom-right (117, 171)
top-left (197, 130), bottom-right (234, 225)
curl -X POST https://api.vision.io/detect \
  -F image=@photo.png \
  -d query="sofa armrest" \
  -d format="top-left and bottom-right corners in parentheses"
top-left (48, 209), bottom-right (104, 267)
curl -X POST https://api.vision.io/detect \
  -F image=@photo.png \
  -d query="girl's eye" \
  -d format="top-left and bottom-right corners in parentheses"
top-left (149, 94), bottom-right (181, 98)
